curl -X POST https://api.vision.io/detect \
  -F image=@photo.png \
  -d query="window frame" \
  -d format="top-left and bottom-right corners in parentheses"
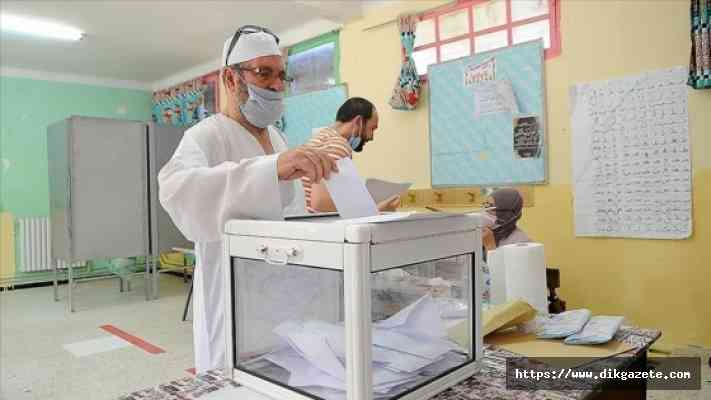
top-left (413, 0), bottom-right (561, 77)
top-left (286, 30), bottom-right (340, 94)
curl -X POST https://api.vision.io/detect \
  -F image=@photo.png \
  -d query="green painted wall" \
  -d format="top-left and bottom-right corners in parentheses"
top-left (0, 75), bottom-right (152, 217)
top-left (0, 76), bottom-right (152, 280)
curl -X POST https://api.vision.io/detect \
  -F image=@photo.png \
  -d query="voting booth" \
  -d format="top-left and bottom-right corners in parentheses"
top-left (223, 213), bottom-right (483, 400)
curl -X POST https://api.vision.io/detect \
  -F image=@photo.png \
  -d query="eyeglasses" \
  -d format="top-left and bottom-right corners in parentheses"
top-left (224, 25), bottom-right (280, 66)
top-left (237, 66), bottom-right (292, 83)
top-left (481, 201), bottom-right (495, 209)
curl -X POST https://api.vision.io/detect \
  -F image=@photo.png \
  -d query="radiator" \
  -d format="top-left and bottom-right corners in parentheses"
top-left (17, 217), bottom-right (84, 272)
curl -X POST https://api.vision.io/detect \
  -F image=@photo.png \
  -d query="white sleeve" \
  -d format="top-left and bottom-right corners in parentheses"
top-left (271, 125), bottom-right (295, 210)
top-left (158, 134), bottom-right (284, 243)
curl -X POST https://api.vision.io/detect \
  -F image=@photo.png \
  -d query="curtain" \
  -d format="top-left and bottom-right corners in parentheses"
top-left (389, 14), bottom-right (422, 111)
top-left (152, 79), bottom-right (211, 127)
top-left (689, 0), bottom-right (711, 89)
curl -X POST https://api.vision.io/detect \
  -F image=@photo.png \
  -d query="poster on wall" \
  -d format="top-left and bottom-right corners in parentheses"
top-left (464, 57), bottom-right (496, 86)
top-left (513, 115), bottom-right (542, 159)
top-left (570, 66), bottom-right (692, 239)
top-left (471, 80), bottom-right (519, 119)
top-left (151, 72), bottom-right (218, 127)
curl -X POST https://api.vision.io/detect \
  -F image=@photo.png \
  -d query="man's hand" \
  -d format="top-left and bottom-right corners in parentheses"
top-left (377, 195), bottom-right (401, 212)
top-left (277, 146), bottom-right (338, 183)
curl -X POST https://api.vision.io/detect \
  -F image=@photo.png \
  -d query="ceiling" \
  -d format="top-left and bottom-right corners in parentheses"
top-left (0, 1), bottom-right (369, 87)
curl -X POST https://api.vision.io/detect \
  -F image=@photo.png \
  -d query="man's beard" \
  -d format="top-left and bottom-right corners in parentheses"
top-left (353, 138), bottom-right (368, 152)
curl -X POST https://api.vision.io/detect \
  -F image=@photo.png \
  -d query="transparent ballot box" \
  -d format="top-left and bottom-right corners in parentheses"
top-left (223, 213), bottom-right (483, 400)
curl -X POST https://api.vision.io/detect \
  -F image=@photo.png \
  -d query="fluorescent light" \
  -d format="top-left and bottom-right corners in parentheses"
top-left (1, 14), bottom-right (84, 41)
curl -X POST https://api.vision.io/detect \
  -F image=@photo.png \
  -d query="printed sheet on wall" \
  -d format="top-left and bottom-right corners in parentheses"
top-left (570, 67), bottom-right (692, 239)
top-left (429, 40), bottom-right (546, 187)
top-left (281, 85), bottom-right (347, 147)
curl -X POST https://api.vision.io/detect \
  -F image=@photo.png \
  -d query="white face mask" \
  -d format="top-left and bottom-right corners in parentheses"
top-left (481, 211), bottom-right (497, 228)
top-left (238, 82), bottom-right (283, 128)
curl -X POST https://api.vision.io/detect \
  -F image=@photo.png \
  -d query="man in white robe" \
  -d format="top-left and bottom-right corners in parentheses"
top-left (158, 26), bottom-right (336, 373)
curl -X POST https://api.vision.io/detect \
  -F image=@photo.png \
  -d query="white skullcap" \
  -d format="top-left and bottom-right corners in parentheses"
top-left (222, 31), bottom-right (281, 66)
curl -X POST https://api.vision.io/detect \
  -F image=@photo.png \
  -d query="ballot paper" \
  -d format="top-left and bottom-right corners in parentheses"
top-left (372, 346), bottom-right (435, 374)
top-left (324, 158), bottom-right (379, 219)
top-left (265, 346), bottom-right (342, 389)
top-left (365, 179), bottom-right (412, 204)
top-left (374, 294), bottom-right (449, 339)
top-left (296, 320), bottom-right (437, 374)
top-left (269, 330), bottom-right (419, 394)
top-left (265, 294), bottom-right (467, 398)
top-left (287, 331), bottom-right (346, 380)
top-left (372, 329), bottom-right (457, 360)
top-left (472, 80), bottom-right (519, 119)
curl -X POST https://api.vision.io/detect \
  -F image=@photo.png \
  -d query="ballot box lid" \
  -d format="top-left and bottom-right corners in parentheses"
top-left (224, 212), bottom-right (480, 244)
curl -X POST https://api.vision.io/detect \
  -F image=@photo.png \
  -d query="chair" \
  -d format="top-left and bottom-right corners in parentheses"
top-left (167, 248), bottom-right (195, 321)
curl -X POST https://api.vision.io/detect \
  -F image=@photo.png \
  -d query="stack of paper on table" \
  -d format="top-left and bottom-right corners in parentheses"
top-left (259, 294), bottom-right (468, 399)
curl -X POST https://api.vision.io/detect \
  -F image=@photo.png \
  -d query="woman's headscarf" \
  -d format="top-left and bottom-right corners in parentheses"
top-left (491, 188), bottom-right (523, 246)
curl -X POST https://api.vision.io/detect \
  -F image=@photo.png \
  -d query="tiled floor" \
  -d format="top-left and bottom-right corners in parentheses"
top-left (0, 274), bottom-right (194, 400)
top-left (648, 346), bottom-right (711, 400)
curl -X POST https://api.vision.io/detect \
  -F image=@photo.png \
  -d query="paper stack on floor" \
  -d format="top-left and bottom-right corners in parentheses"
top-left (262, 294), bottom-right (467, 399)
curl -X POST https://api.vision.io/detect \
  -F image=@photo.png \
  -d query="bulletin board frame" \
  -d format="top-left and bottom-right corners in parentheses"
top-left (428, 40), bottom-right (547, 188)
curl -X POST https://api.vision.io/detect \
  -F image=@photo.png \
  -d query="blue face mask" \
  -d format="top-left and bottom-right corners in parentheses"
top-left (348, 119), bottom-right (365, 152)
top-left (348, 135), bottom-right (362, 151)
top-left (238, 82), bottom-right (284, 128)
